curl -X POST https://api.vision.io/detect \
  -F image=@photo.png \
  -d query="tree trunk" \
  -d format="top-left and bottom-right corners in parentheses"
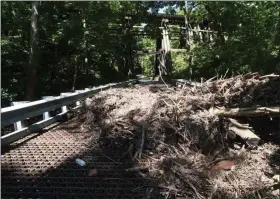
top-left (179, 27), bottom-right (186, 48)
top-left (123, 17), bottom-right (132, 77)
top-left (154, 37), bottom-right (161, 77)
top-left (83, 18), bottom-right (89, 76)
top-left (72, 56), bottom-right (78, 91)
top-left (183, 1), bottom-right (190, 49)
top-left (275, 9), bottom-right (280, 74)
top-left (228, 118), bottom-right (260, 146)
top-left (26, 1), bottom-right (39, 101)
top-left (128, 43), bottom-right (133, 78)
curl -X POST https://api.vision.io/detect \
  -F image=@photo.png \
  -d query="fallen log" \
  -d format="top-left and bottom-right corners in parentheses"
top-left (214, 107), bottom-right (280, 117)
top-left (228, 118), bottom-right (260, 146)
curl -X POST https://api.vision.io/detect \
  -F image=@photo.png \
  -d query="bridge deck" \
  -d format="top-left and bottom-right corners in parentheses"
top-left (1, 119), bottom-right (160, 199)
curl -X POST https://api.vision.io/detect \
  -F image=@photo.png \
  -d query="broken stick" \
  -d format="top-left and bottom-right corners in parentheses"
top-left (228, 119), bottom-right (260, 146)
top-left (214, 107), bottom-right (280, 117)
top-left (125, 166), bottom-right (149, 172)
top-left (138, 126), bottom-right (146, 159)
top-left (228, 118), bottom-right (250, 129)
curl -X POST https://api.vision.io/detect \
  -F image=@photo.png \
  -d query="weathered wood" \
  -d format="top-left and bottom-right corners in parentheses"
top-left (197, 25), bottom-right (203, 41)
top-left (136, 50), bottom-right (162, 55)
top-left (228, 118), bottom-right (260, 146)
top-left (228, 118), bottom-right (250, 129)
top-left (165, 28), bottom-right (171, 52)
top-left (160, 23), bottom-right (172, 77)
top-left (170, 49), bottom-right (188, 52)
top-left (214, 107), bottom-right (280, 117)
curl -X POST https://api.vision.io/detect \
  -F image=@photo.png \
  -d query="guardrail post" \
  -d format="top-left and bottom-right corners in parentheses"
top-left (84, 88), bottom-right (91, 101)
top-left (41, 96), bottom-right (54, 119)
top-left (11, 101), bottom-right (30, 130)
top-left (74, 90), bottom-right (85, 106)
top-left (60, 93), bottom-right (73, 113)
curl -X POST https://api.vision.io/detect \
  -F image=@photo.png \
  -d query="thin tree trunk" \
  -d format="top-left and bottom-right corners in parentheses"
top-left (123, 17), bottom-right (132, 77)
top-left (154, 37), bottom-right (161, 77)
top-left (83, 17), bottom-right (88, 75)
top-left (183, 1), bottom-right (190, 48)
top-left (72, 56), bottom-right (78, 91)
top-left (275, 8), bottom-right (280, 74)
top-left (128, 43), bottom-right (133, 78)
top-left (26, 1), bottom-right (39, 101)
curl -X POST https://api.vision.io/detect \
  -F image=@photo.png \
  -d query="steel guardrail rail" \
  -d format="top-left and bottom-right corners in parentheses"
top-left (1, 80), bottom-right (136, 146)
top-left (1, 80), bottom-right (136, 127)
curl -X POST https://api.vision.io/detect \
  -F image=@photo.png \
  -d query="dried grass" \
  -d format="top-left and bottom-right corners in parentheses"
top-left (79, 73), bottom-right (280, 199)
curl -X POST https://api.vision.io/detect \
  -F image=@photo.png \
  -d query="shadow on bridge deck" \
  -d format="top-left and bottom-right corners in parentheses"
top-left (1, 118), bottom-right (162, 199)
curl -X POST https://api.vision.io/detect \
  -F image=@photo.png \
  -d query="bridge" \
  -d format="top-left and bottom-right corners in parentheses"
top-left (2, 74), bottom-right (280, 199)
top-left (1, 77), bottom-right (196, 199)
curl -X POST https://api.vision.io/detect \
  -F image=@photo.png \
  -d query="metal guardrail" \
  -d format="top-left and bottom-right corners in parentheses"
top-left (1, 80), bottom-right (136, 146)
top-left (1, 78), bottom-right (200, 146)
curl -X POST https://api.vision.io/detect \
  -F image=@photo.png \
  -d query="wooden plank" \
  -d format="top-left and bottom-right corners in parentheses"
top-left (157, 26), bottom-right (219, 33)
top-left (165, 28), bottom-right (171, 52)
top-left (1, 80), bottom-right (136, 127)
top-left (228, 118), bottom-right (260, 146)
top-left (136, 50), bottom-right (162, 55)
top-left (171, 49), bottom-right (187, 52)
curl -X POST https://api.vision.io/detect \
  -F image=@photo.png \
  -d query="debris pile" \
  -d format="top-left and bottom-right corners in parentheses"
top-left (196, 72), bottom-right (280, 108)
top-left (79, 73), bottom-right (280, 198)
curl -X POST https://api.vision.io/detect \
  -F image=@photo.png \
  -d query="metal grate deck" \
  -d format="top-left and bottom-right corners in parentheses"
top-left (1, 121), bottom-right (160, 199)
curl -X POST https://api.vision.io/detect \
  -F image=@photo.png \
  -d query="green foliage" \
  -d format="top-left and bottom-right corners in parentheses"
top-left (139, 55), bottom-right (154, 77)
top-left (188, 1), bottom-right (280, 78)
top-left (1, 1), bottom-right (153, 106)
top-left (171, 52), bottom-right (189, 78)
top-left (1, 1), bottom-right (280, 106)
top-left (137, 38), bottom-right (155, 76)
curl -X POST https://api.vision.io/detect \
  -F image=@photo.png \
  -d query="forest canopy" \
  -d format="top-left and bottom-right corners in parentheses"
top-left (1, 1), bottom-right (280, 107)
